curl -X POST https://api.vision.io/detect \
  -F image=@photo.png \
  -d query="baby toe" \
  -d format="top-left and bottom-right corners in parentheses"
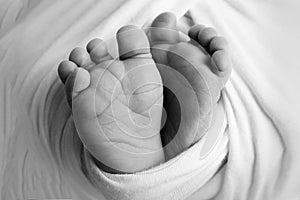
top-left (208, 36), bottom-right (228, 54)
top-left (209, 37), bottom-right (231, 77)
top-left (58, 60), bottom-right (77, 83)
top-left (208, 36), bottom-right (231, 77)
top-left (211, 49), bottom-right (232, 81)
top-left (87, 38), bottom-right (112, 64)
top-left (64, 67), bottom-right (90, 107)
top-left (69, 47), bottom-right (93, 69)
top-left (149, 12), bottom-right (179, 45)
top-left (117, 25), bottom-right (151, 60)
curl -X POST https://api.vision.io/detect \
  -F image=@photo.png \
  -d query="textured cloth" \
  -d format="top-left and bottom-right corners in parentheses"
top-left (84, 1), bottom-right (300, 199)
top-left (83, 108), bottom-right (228, 200)
top-left (0, 0), bottom-right (196, 199)
top-left (1, 0), bottom-right (300, 200)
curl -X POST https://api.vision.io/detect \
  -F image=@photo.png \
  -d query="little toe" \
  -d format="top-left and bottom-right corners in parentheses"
top-left (211, 49), bottom-right (232, 81)
top-left (64, 67), bottom-right (91, 106)
top-left (149, 12), bottom-right (179, 45)
top-left (209, 36), bottom-right (231, 77)
top-left (208, 36), bottom-right (228, 54)
top-left (69, 47), bottom-right (93, 69)
top-left (87, 38), bottom-right (112, 64)
top-left (58, 60), bottom-right (77, 83)
top-left (117, 25), bottom-right (151, 60)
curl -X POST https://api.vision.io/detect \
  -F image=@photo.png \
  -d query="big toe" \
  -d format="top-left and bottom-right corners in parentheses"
top-left (149, 12), bottom-right (179, 44)
top-left (117, 25), bottom-right (151, 60)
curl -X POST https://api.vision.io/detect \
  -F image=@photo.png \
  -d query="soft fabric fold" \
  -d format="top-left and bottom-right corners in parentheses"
top-left (83, 115), bottom-right (228, 200)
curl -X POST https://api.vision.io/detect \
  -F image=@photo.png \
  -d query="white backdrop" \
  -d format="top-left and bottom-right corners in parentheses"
top-left (0, 0), bottom-right (299, 199)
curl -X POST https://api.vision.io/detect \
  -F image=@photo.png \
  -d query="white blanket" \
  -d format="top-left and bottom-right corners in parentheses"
top-left (0, 0), bottom-right (300, 199)
top-left (189, 1), bottom-right (300, 199)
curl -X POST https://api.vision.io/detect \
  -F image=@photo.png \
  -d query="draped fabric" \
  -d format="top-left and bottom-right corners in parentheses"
top-left (0, 0), bottom-right (299, 199)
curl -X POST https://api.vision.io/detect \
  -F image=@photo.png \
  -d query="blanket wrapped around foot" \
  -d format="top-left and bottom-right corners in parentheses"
top-left (83, 1), bottom-right (300, 199)
top-left (0, 0), bottom-right (299, 199)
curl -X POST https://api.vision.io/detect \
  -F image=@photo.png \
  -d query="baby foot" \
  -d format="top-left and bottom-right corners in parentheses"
top-left (58, 26), bottom-right (165, 173)
top-left (147, 13), bottom-right (232, 159)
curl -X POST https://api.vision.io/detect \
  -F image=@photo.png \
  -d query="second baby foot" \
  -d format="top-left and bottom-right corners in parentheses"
top-left (58, 26), bottom-right (165, 173)
top-left (147, 13), bottom-right (232, 159)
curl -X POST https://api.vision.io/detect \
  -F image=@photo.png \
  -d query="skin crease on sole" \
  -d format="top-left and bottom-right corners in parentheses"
top-left (147, 12), bottom-right (231, 160)
top-left (58, 12), bottom-right (232, 173)
top-left (58, 25), bottom-right (165, 174)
